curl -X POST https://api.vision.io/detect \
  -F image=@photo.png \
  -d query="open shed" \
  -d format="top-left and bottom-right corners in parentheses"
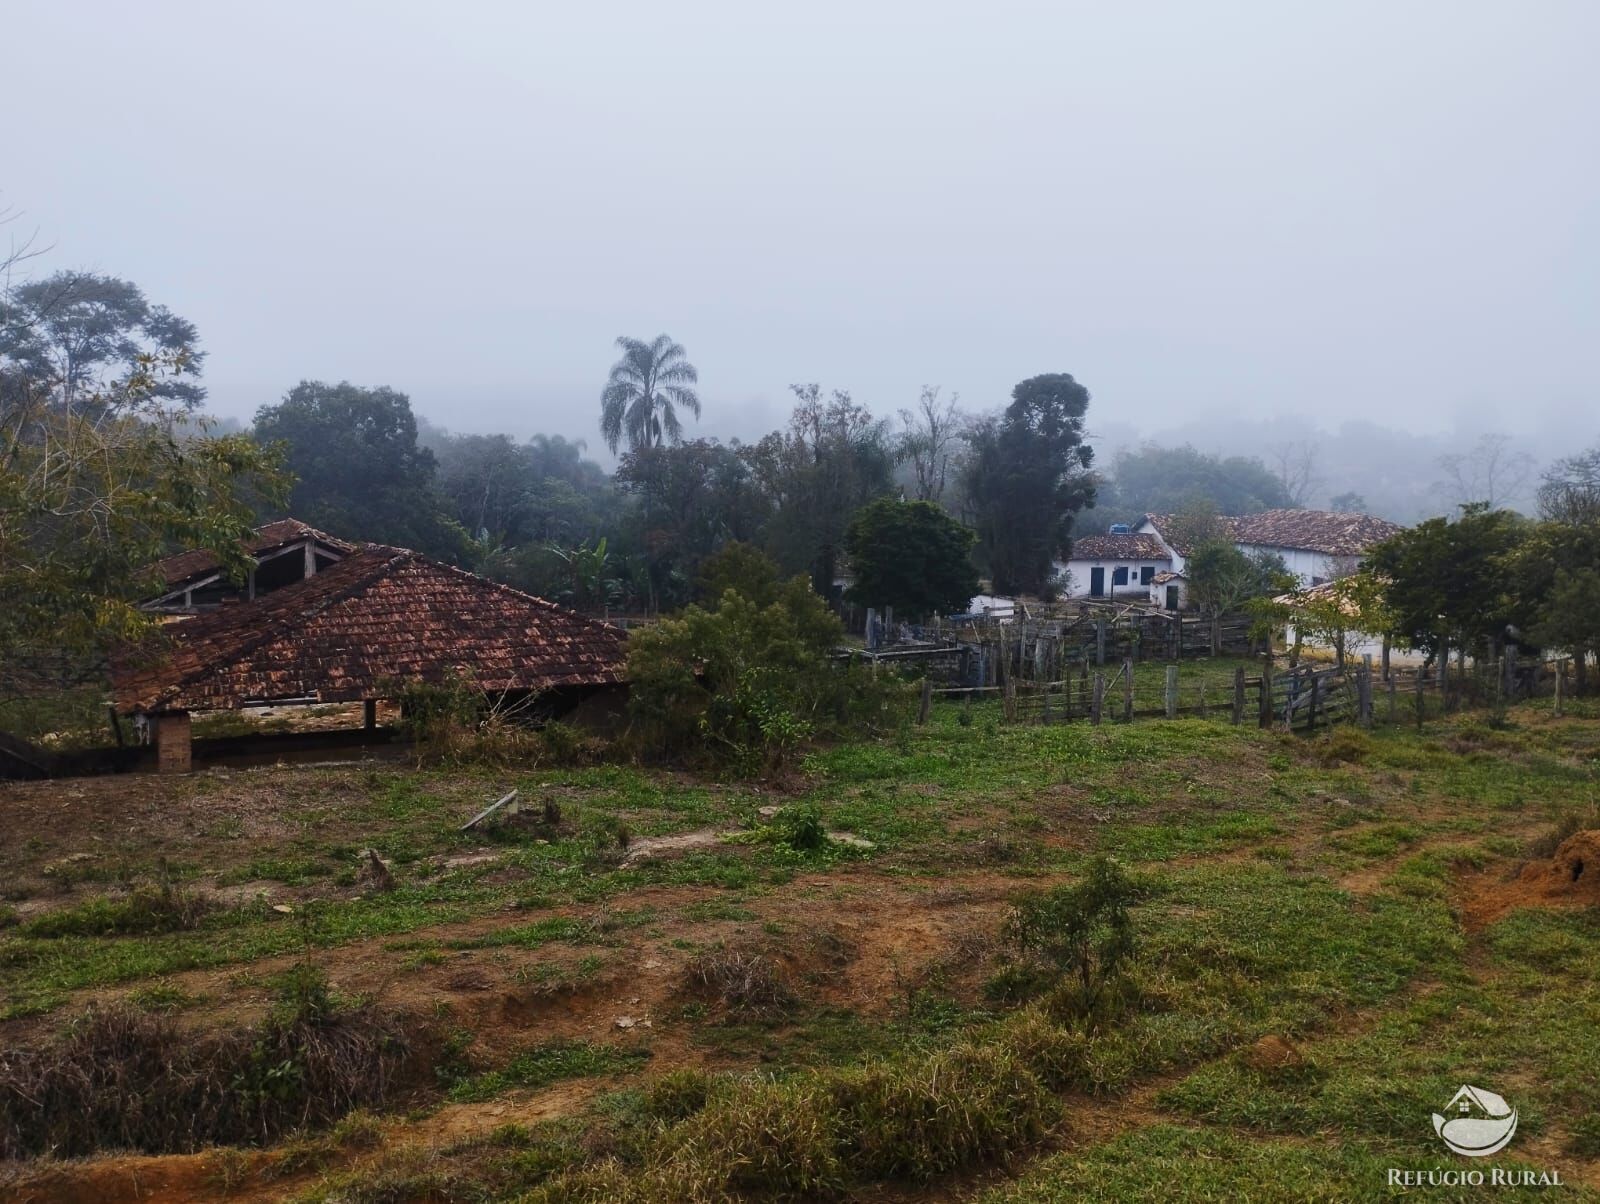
top-left (113, 545), bottom-right (627, 771)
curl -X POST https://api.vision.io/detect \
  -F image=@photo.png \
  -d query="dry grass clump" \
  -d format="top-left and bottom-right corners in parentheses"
top-left (686, 946), bottom-right (794, 1016)
top-left (0, 995), bottom-right (421, 1159)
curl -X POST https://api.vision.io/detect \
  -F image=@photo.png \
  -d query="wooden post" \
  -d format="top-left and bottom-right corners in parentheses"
top-left (1122, 658), bottom-right (1134, 722)
top-left (1387, 674), bottom-right (1397, 725)
top-left (1210, 613), bottom-right (1221, 658)
top-left (1555, 658), bottom-right (1566, 718)
top-left (1096, 619), bottom-right (1107, 667)
top-left (1199, 680), bottom-right (1208, 719)
top-left (917, 678), bottom-right (933, 725)
top-left (1091, 673), bottom-right (1105, 725)
top-left (1414, 669), bottom-right (1425, 731)
top-left (1358, 657), bottom-right (1373, 728)
top-left (364, 699), bottom-right (378, 731)
top-left (1231, 666), bottom-right (1245, 725)
top-left (1307, 676), bottom-right (1320, 732)
top-left (1260, 650), bottom-right (1274, 728)
top-left (1381, 634), bottom-right (1391, 680)
top-left (1165, 665), bottom-right (1179, 719)
top-left (1003, 675), bottom-right (1018, 722)
top-left (1041, 686), bottom-right (1053, 724)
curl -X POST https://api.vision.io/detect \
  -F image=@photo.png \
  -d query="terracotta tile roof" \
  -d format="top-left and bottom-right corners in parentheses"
top-left (1142, 510), bottom-right (1403, 556)
top-left (1067, 532), bottom-right (1170, 560)
top-left (114, 547), bottom-right (625, 712)
top-left (1226, 510), bottom-right (1404, 556)
top-left (1151, 570), bottom-right (1186, 584)
top-left (153, 518), bottom-right (357, 590)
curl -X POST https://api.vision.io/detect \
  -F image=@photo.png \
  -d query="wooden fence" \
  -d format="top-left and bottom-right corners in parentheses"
top-left (910, 651), bottom-right (1580, 735)
top-left (861, 609), bottom-right (1259, 689)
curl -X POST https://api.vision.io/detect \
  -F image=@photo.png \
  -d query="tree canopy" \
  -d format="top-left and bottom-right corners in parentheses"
top-left (962, 373), bottom-right (1096, 595)
top-left (844, 498), bottom-right (979, 620)
top-left (1096, 443), bottom-right (1292, 525)
top-left (253, 381), bottom-right (466, 560)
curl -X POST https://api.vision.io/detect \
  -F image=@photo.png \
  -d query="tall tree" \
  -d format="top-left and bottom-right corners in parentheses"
top-left (253, 381), bottom-right (465, 560)
top-left (1434, 434), bottom-right (1536, 511)
top-left (962, 373), bottom-right (1096, 595)
top-left (0, 270), bottom-right (206, 410)
top-left (747, 384), bottom-right (895, 597)
top-left (844, 498), bottom-right (979, 620)
top-left (896, 385), bottom-right (964, 504)
top-left (600, 334), bottom-right (701, 455)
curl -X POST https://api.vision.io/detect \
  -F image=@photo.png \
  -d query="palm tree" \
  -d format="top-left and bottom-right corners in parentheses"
top-left (600, 334), bottom-right (701, 454)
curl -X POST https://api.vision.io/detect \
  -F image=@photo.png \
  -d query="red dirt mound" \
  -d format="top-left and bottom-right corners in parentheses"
top-left (1462, 831), bottom-right (1600, 929)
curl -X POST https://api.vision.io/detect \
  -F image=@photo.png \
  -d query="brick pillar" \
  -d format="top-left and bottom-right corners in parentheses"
top-left (154, 711), bottom-right (192, 774)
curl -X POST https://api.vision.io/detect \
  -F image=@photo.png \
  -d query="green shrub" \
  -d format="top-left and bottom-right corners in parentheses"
top-left (626, 578), bottom-right (911, 773)
top-left (1002, 857), bottom-right (1140, 1017)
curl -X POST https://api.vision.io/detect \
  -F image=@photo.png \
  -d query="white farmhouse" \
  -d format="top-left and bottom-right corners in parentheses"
top-left (1058, 529), bottom-right (1174, 599)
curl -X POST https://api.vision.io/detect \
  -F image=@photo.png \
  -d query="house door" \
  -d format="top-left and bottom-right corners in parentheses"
top-left (1090, 567), bottom-right (1105, 597)
top-left (1165, 585), bottom-right (1179, 610)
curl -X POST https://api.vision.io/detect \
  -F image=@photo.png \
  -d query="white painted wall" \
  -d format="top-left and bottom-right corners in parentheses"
top-left (1058, 558), bottom-right (1167, 599)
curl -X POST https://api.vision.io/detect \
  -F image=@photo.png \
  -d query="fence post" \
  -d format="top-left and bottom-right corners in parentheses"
top-left (1260, 651), bottom-right (1274, 728)
top-left (1041, 685), bottom-right (1053, 724)
top-left (1308, 676), bottom-right (1320, 732)
top-left (1555, 658), bottom-right (1566, 718)
top-left (1122, 658), bottom-right (1134, 722)
top-left (1003, 675), bottom-right (1018, 723)
top-left (1091, 673), bottom-right (1105, 725)
top-left (1381, 634), bottom-right (1391, 681)
top-left (1232, 666), bottom-right (1245, 725)
top-left (1165, 665), bottom-right (1179, 719)
top-left (1210, 613), bottom-right (1221, 657)
top-left (917, 677), bottom-right (933, 725)
top-left (1359, 655), bottom-right (1373, 728)
top-left (1414, 669), bottom-right (1425, 731)
top-left (1387, 674), bottom-right (1397, 725)
top-left (1096, 619), bottom-right (1107, 667)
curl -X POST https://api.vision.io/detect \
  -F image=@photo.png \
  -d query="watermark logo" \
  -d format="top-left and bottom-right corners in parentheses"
top-left (1432, 1085), bottom-right (1518, 1158)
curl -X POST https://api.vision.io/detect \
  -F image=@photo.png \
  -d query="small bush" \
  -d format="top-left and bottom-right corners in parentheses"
top-left (1314, 726), bottom-right (1372, 767)
top-left (661, 1079), bottom-right (843, 1198)
top-left (1002, 857), bottom-right (1141, 1017)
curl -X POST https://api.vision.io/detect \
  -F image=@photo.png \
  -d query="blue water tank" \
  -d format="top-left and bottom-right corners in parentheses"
top-left (1108, 523), bottom-right (1131, 534)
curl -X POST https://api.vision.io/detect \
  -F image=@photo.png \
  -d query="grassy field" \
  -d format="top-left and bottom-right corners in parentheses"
top-left (2, 689), bottom-right (1599, 1201)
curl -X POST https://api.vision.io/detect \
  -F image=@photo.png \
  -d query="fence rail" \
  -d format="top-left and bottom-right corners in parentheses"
top-left (911, 651), bottom-right (1579, 735)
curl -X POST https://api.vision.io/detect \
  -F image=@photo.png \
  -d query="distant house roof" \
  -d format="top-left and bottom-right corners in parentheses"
top-left (1068, 532), bottom-right (1170, 561)
top-left (1228, 510), bottom-right (1404, 556)
top-left (114, 546), bottom-right (625, 713)
top-left (1142, 510), bottom-right (1402, 557)
top-left (153, 518), bottom-right (357, 591)
top-left (1151, 570), bottom-right (1186, 585)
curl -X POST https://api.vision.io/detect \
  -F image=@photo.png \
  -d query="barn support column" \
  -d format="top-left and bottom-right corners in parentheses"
top-left (154, 711), bottom-right (192, 774)
top-left (364, 700), bottom-right (378, 731)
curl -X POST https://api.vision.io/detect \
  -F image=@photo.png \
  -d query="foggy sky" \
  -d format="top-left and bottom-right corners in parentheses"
top-left (9, 1), bottom-right (1599, 460)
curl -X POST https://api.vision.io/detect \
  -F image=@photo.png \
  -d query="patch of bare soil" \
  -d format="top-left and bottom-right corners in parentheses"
top-left (1462, 830), bottom-right (1600, 931)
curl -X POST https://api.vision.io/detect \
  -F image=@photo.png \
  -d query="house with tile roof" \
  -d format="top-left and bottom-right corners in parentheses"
top-left (114, 544), bottom-right (627, 771)
top-left (1058, 529), bottom-right (1174, 599)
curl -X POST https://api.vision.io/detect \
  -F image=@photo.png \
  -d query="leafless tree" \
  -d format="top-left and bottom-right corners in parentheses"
top-left (896, 385), bottom-right (964, 504)
top-left (1537, 445), bottom-right (1600, 523)
top-left (1268, 439), bottom-right (1321, 508)
top-left (1434, 434), bottom-right (1536, 511)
